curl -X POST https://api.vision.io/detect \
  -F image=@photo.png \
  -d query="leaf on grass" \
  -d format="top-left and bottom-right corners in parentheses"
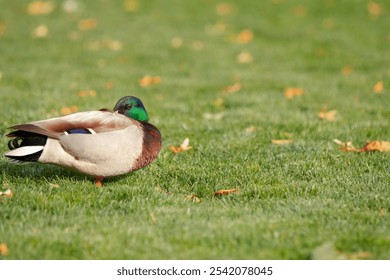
top-left (0, 21), bottom-right (6, 36)
top-left (333, 139), bottom-right (359, 152)
top-left (341, 65), bottom-right (353, 76)
top-left (139, 75), bottom-right (161, 87)
top-left (334, 139), bottom-right (390, 152)
top-left (272, 139), bottom-right (293, 145)
top-left (78, 90), bottom-right (96, 97)
top-left (235, 29), bottom-right (253, 44)
top-left (318, 108), bottom-right (337, 121)
top-left (169, 138), bottom-right (192, 154)
top-left (293, 5), bottom-right (307, 17)
top-left (78, 18), bottom-right (97, 31)
top-left (149, 212), bottom-right (156, 224)
top-left (62, 0), bottom-right (81, 13)
top-left (216, 3), bottom-right (233, 16)
top-left (237, 51), bottom-right (253, 64)
top-left (0, 243), bottom-right (9, 256)
top-left (373, 81), bottom-right (383, 94)
top-left (245, 125), bottom-right (256, 133)
top-left (223, 82), bottom-right (241, 94)
top-left (49, 183), bottom-right (60, 188)
top-left (60, 106), bottom-right (78, 115)
top-left (0, 189), bottom-right (13, 198)
top-left (202, 112), bottom-right (225, 120)
top-left (213, 189), bottom-right (239, 197)
top-left (27, 1), bottom-right (55, 15)
top-left (32, 24), bottom-right (49, 38)
top-left (360, 141), bottom-right (390, 152)
top-left (185, 194), bottom-right (201, 203)
top-left (367, 1), bottom-right (382, 17)
top-left (123, 0), bottom-right (139, 12)
top-left (171, 37), bottom-right (183, 48)
top-left (214, 97), bottom-right (224, 108)
top-left (284, 87), bottom-right (304, 99)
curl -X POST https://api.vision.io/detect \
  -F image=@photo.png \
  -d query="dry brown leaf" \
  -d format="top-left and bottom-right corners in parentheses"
top-left (27, 1), bottom-right (54, 15)
top-left (333, 139), bottom-right (359, 152)
top-left (216, 3), bottom-right (233, 16)
top-left (245, 125), bottom-right (256, 133)
top-left (202, 112), bottom-right (225, 120)
top-left (169, 138), bottom-right (192, 154)
top-left (342, 65), bottom-right (353, 76)
top-left (373, 81), bottom-right (383, 94)
top-left (318, 109), bottom-right (337, 121)
top-left (0, 243), bottom-right (9, 256)
top-left (214, 97), bottom-right (224, 107)
top-left (78, 18), bottom-right (97, 31)
top-left (139, 75), bottom-right (161, 87)
top-left (367, 2), bottom-right (382, 17)
top-left (185, 194), bottom-right (201, 203)
top-left (237, 51), bottom-right (253, 64)
top-left (78, 90), bottom-right (96, 97)
top-left (32, 24), bottom-right (49, 38)
top-left (123, 0), bottom-right (139, 12)
top-left (293, 5), bottom-right (307, 17)
top-left (361, 141), bottom-right (390, 152)
top-left (0, 22), bottom-right (6, 36)
top-left (222, 82), bottom-right (241, 95)
top-left (149, 212), bottom-right (156, 224)
top-left (171, 37), bottom-right (183, 48)
top-left (213, 189), bottom-right (239, 197)
top-left (272, 139), bottom-right (293, 145)
top-left (49, 183), bottom-right (60, 188)
top-left (236, 29), bottom-right (253, 44)
top-left (61, 105), bottom-right (78, 115)
top-left (284, 87), bottom-right (304, 99)
top-left (0, 189), bottom-right (13, 198)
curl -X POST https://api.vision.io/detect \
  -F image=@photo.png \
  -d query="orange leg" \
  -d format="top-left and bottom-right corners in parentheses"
top-left (95, 177), bottom-right (103, 187)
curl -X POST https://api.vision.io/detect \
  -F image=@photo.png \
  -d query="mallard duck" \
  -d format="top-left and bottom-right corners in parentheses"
top-left (4, 96), bottom-right (162, 186)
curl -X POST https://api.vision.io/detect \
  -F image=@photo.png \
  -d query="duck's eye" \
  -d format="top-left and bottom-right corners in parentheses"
top-left (125, 104), bottom-right (133, 110)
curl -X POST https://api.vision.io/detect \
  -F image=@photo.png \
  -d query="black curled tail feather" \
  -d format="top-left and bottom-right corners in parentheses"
top-left (5, 131), bottom-right (48, 163)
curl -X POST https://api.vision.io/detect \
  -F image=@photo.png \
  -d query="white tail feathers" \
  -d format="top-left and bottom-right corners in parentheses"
top-left (5, 146), bottom-right (44, 157)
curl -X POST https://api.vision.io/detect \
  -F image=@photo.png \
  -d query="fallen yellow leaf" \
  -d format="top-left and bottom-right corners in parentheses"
top-left (78, 90), bottom-right (97, 97)
top-left (272, 139), bottom-right (293, 145)
top-left (0, 243), bottom-right (8, 256)
top-left (223, 82), bottom-right (241, 94)
top-left (245, 125), bottom-right (256, 133)
top-left (318, 109), bottom-right (337, 121)
top-left (373, 81), bottom-right (383, 94)
top-left (171, 37), bottom-right (183, 48)
top-left (27, 1), bottom-right (54, 15)
top-left (361, 141), bottom-right (390, 152)
top-left (367, 1), bottom-right (382, 17)
top-left (78, 18), bottom-right (97, 31)
top-left (342, 65), bottom-right (353, 76)
top-left (0, 189), bottom-right (13, 198)
top-left (185, 194), bottom-right (201, 203)
top-left (32, 24), bottom-right (49, 38)
top-left (293, 5), bottom-right (307, 17)
top-left (123, 0), bottom-right (139, 12)
top-left (139, 75), bottom-right (161, 87)
top-left (169, 138), bottom-right (192, 154)
top-left (60, 106), bottom-right (78, 115)
top-left (213, 189), bottom-right (239, 197)
top-left (237, 51), bottom-right (253, 64)
top-left (236, 29), bottom-right (253, 44)
top-left (284, 87), bottom-right (304, 99)
top-left (216, 3), bottom-right (233, 16)
top-left (0, 22), bottom-right (6, 36)
top-left (333, 139), bottom-right (359, 152)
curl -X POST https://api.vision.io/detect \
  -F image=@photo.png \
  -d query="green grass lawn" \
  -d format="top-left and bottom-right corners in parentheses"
top-left (0, 0), bottom-right (389, 259)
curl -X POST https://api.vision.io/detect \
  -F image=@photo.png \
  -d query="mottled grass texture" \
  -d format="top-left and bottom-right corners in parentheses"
top-left (0, 0), bottom-right (389, 259)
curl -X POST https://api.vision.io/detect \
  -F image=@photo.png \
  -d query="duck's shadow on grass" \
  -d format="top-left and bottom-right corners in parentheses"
top-left (0, 160), bottom-right (125, 186)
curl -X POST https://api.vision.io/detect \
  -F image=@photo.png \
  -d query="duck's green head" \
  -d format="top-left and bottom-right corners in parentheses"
top-left (114, 96), bottom-right (149, 122)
